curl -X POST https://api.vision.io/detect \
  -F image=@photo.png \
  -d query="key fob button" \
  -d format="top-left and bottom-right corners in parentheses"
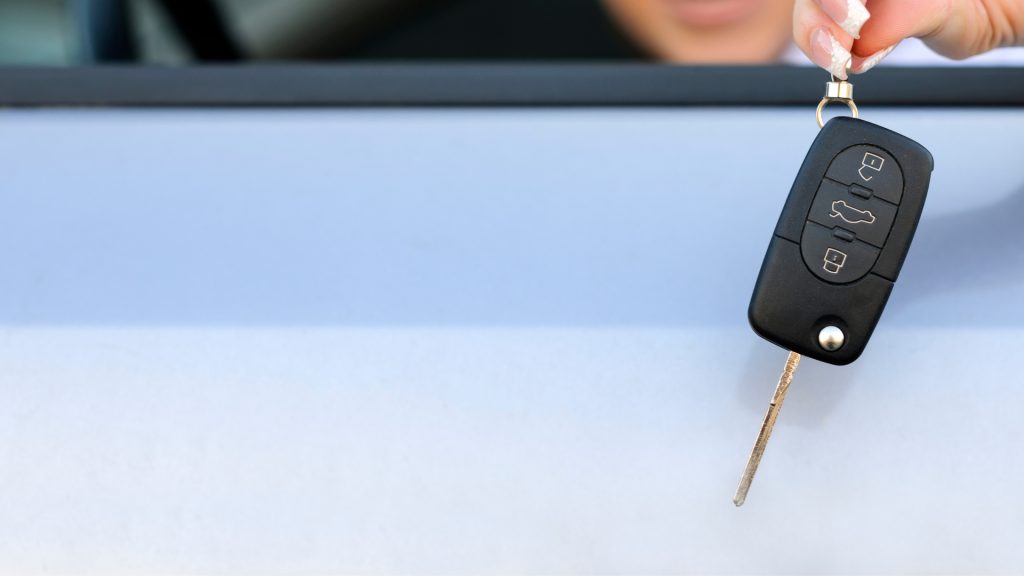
top-left (807, 179), bottom-right (898, 248)
top-left (825, 145), bottom-right (904, 204)
top-left (800, 221), bottom-right (880, 284)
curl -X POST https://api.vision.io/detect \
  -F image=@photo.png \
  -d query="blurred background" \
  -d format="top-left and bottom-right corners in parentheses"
top-left (3, 0), bottom-right (1022, 68)
top-left (1, 0), bottom-right (645, 65)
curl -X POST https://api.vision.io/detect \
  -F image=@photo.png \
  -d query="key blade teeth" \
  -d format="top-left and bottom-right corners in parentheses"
top-left (732, 351), bottom-right (801, 506)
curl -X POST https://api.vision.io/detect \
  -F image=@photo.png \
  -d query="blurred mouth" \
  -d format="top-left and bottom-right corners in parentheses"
top-left (659, 0), bottom-right (762, 27)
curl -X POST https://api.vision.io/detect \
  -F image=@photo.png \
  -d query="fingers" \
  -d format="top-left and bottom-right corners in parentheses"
top-left (795, 0), bottom-right (890, 76)
top-left (798, 0), bottom-right (1021, 74)
top-left (853, 0), bottom-right (943, 54)
top-left (850, 44), bottom-right (897, 74)
top-left (796, 0), bottom-right (964, 76)
top-left (793, 0), bottom-right (856, 78)
top-left (856, 0), bottom-right (971, 59)
top-left (815, 0), bottom-right (870, 39)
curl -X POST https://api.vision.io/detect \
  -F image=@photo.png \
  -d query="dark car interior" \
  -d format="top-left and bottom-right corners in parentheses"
top-left (71, 0), bottom-right (642, 63)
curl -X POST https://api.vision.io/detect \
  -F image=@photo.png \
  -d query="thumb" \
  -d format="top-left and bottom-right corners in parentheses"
top-left (854, 0), bottom-right (999, 64)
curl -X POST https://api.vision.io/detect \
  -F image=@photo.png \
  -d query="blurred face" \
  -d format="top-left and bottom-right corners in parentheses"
top-left (660, 0), bottom-right (767, 27)
top-left (605, 0), bottom-right (793, 63)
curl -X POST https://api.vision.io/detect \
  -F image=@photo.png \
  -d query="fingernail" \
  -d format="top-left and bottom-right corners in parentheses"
top-left (853, 44), bottom-right (896, 74)
top-left (811, 27), bottom-right (851, 80)
top-left (820, 0), bottom-right (870, 39)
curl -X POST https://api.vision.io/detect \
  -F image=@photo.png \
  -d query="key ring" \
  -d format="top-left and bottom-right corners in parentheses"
top-left (815, 77), bottom-right (859, 128)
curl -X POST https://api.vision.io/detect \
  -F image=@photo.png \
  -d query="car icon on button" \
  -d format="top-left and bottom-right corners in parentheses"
top-left (830, 200), bottom-right (876, 226)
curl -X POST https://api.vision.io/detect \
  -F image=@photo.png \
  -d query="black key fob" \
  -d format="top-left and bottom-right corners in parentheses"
top-left (749, 117), bottom-right (933, 365)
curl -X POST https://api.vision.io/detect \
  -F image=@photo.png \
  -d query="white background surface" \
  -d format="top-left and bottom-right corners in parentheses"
top-left (0, 108), bottom-right (1022, 574)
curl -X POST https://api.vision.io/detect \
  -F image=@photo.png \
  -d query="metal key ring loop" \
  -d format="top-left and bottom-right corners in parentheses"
top-left (816, 97), bottom-right (859, 128)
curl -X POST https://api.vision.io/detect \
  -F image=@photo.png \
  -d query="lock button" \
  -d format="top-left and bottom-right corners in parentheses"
top-left (825, 145), bottom-right (904, 204)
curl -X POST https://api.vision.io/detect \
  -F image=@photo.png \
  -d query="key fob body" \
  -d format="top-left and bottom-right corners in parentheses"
top-left (749, 117), bottom-right (933, 365)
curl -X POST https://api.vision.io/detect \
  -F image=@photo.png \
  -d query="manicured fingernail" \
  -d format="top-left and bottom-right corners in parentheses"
top-left (820, 0), bottom-right (870, 39)
top-left (853, 44), bottom-right (896, 74)
top-left (811, 27), bottom-right (851, 80)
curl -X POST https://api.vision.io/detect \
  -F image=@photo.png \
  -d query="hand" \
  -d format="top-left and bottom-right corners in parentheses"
top-left (793, 0), bottom-right (1024, 79)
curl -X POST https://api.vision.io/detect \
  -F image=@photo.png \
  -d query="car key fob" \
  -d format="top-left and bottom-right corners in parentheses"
top-left (748, 116), bottom-right (933, 365)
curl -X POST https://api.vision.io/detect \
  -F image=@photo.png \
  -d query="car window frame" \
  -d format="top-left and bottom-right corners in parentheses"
top-left (0, 65), bottom-right (1021, 107)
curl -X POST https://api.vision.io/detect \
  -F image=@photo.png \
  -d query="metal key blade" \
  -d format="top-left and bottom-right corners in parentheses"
top-left (733, 351), bottom-right (801, 507)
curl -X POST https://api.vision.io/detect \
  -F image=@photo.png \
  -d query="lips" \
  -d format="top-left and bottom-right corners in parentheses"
top-left (659, 0), bottom-right (764, 27)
